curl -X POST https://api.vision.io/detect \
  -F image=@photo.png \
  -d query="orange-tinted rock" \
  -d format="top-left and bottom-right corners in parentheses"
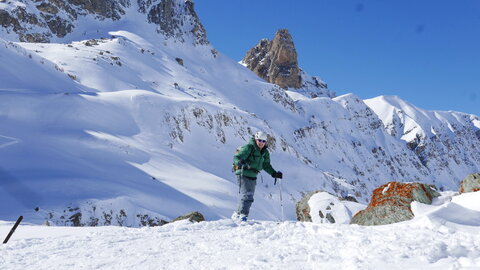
top-left (459, 173), bottom-right (480, 194)
top-left (350, 182), bottom-right (440, 226)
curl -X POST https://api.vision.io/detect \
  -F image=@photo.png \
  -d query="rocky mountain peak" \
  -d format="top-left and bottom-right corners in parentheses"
top-left (242, 29), bottom-right (332, 98)
top-left (0, 0), bottom-right (208, 45)
top-left (242, 29), bottom-right (301, 89)
top-left (143, 0), bottom-right (208, 45)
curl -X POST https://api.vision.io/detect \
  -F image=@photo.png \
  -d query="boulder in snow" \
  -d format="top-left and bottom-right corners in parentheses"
top-left (350, 182), bottom-right (440, 226)
top-left (459, 173), bottom-right (480, 194)
top-left (296, 191), bottom-right (365, 224)
top-left (172, 211), bottom-right (205, 223)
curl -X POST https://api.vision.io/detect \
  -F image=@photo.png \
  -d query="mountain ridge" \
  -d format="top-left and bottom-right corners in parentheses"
top-left (0, 0), bottom-right (207, 45)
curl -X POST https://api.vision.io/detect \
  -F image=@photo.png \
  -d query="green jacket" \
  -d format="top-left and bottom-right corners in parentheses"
top-left (233, 137), bottom-right (276, 179)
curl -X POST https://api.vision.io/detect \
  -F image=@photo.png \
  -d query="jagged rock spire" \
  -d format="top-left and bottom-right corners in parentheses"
top-left (242, 29), bottom-right (301, 89)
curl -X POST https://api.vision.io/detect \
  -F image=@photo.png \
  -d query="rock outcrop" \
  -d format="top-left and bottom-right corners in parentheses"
top-left (0, 0), bottom-right (208, 45)
top-left (245, 29), bottom-right (301, 89)
top-left (350, 182), bottom-right (440, 226)
top-left (242, 29), bottom-right (333, 98)
top-left (459, 173), bottom-right (480, 194)
top-left (172, 211), bottom-right (205, 223)
top-left (296, 191), bottom-right (317, 222)
top-left (296, 191), bottom-right (365, 224)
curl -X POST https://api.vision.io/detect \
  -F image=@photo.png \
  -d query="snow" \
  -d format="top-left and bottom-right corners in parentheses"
top-left (0, 1), bottom-right (479, 268)
top-left (308, 192), bottom-right (366, 224)
top-left (1, 192), bottom-right (479, 269)
top-left (0, 0), bottom-right (479, 254)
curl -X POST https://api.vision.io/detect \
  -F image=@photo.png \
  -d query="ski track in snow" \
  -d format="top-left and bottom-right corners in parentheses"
top-left (0, 135), bottom-right (21, 149)
top-left (1, 219), bottom-right (479, 270)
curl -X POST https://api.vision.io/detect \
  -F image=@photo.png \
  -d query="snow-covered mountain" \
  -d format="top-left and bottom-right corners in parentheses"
top-left (0, 0), bottom-right (479, 226)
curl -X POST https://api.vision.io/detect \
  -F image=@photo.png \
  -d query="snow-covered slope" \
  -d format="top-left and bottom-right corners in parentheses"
top-left (0, 39), bottom-right (85, 92)
top-left (0, 0), bottom-right (479, 226)
top-left (1, 191), bottom-right (479, 269)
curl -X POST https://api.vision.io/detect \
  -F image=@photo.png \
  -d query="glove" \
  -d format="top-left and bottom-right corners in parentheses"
top-left (272, 171), bottom-right (283, 179)
top-left (237, 159), bottom-right (249, 169)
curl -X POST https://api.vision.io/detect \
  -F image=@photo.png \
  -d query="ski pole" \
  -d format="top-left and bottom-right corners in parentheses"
top-left (239, 166), bottom-right (245, 194)
top-left (279, 178), bottom-right (284, 222)
top-left (3, 216), bottom-right (23, 244)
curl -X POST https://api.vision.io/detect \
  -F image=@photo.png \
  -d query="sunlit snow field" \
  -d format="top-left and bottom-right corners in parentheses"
top-left (2, 191), bottom-right (479, 269)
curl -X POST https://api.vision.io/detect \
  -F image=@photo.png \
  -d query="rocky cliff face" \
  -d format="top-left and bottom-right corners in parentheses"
top-left (0, 0), bottom-right (208, 45)
top-left (243, 29), bottom-right (301, 89)
top-left (242, 29), bottom-right (332, 98)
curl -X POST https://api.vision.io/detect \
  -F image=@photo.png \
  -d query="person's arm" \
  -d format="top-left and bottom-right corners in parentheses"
top-left (262, 151), bottom-right (276, 176)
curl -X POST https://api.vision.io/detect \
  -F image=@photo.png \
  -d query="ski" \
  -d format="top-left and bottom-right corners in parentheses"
top-left (3, 216), bottom-right (23, 244)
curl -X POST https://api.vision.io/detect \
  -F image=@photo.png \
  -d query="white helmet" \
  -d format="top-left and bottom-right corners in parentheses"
top-left (254, 131), bottom-right (268, 141)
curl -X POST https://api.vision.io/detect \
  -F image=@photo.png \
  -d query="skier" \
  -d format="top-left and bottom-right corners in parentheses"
top-left (232, 131), bottom-right (283, 222)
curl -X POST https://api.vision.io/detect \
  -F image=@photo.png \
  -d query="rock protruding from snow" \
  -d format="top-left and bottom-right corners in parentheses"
top-left (296, 191), bottom-right (317, 222)
top-left (143, 0), bottom-right (208, 45)
top-left (351, 182), bottom-right (440, 226)
top-left (242, 29), bottom-right (333, 98)
top-left (296, 191), bottom-right (365, 224)
top-left (241, 29), bottom-right (335, 98)
top-left (459, 173), bottom-right (480, 194)
top-left (172, 211), bottom-right (205, 223)
top-left (242, 29), bottom-right (300, 89)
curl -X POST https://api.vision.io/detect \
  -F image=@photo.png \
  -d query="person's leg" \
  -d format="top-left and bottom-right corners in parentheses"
top-left (237, 175), bottom-right (257, 217)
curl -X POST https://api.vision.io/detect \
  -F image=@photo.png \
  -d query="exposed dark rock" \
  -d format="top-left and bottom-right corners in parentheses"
top-left (1, 0), bottom-right (209, 45)
top-left (341, 195), bottom-right (358, 203)
top-left (84, 39), bottom-right (99, 46)
top-left (69, 212), bottom-right (82, 226)
top-left (211, 48), bottom-right (218, 58)
top-left (184, 0), bottom-right (208, 45)
top-left (66, 0), bottom-right (129, 20)
top-left (42, 14), bottom-right (73, 37)
top-left (36, 3), bottom-right (60, 14)
top-left (137, 214), bottom-right (169, 227)
top-left (325, 213), bottom-right (335, 223)
top-left (175, 57), bottom-right (184, 66)
top-left (172, 211), bottom-right (205, 223)
top-left (350, 182), bottom-right (440, 226)
top-left (459, 173), bottom-right (480, 194)
top-left (20, 33), bottom-right (50, 43)
top-left (0, 9), bottom-right (29, 33)
top-left (145, 0), bottom-right (208, 45)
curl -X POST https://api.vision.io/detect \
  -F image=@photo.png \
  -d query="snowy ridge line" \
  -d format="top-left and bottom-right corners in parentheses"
top-left (0, 0), bottom-right (208, 45)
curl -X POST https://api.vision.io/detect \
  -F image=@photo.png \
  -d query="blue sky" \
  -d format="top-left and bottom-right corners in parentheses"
top-left (196, 1), bottom-right (480, 116)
